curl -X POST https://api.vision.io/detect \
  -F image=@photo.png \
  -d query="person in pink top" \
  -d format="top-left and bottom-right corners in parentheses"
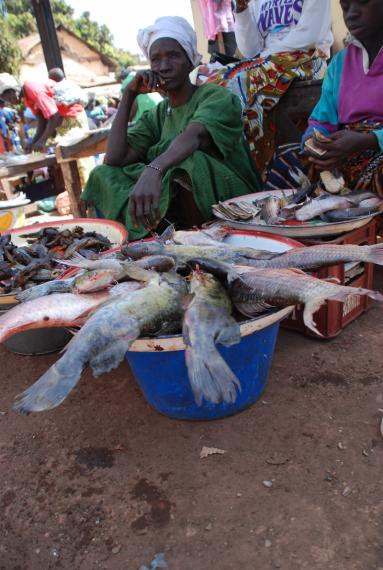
top-left (0, 73), bottom-right (87, 152)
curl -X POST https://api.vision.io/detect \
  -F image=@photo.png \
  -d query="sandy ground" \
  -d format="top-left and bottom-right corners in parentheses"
top-left (1, 277), bottom-right (383, 570)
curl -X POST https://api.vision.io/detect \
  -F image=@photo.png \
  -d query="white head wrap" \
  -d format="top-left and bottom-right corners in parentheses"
top-left (137, 17), bottom-right (202, 68)
top-left (0, 73), bottom-right (20, 96)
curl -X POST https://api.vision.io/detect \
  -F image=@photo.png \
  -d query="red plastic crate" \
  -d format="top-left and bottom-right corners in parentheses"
top-left (282, 220), bottom-right (377, 338)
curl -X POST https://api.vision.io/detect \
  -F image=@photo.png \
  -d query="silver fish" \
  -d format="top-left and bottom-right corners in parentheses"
top-left (295, 196), bottom-right (353, 221)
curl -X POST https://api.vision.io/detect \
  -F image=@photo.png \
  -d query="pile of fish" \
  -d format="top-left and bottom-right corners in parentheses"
top-left (0, 226), bottom-right (112, 294)
top-left (2, 224), bottom-right (383, 414)
top-left (213, 187), bottom-right (383, 225)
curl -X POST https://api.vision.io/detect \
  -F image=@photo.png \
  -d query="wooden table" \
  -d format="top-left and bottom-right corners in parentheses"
top-left (55, 127), bottom-right (109, 218)
top-left (0, 153), bottom-right (57, 208)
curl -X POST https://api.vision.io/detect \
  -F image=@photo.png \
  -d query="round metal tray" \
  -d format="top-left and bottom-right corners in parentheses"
top-left (213, 190), bottom-right (380, 238)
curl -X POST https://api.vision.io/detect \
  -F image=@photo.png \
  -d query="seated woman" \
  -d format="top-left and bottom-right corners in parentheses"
top-left (266, 0), bottom-right (383, 196)
top-left (82, 16), bottom-right (261, 240)
top-left (202, 0), bottom-right (333, 172)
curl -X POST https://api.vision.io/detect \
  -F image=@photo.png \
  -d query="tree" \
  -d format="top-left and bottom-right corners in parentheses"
top-left (0, 18), bottom-right (22, 73)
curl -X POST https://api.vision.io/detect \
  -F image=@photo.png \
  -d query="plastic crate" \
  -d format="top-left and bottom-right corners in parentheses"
top-left (283, 220), bottom-right (377, 338)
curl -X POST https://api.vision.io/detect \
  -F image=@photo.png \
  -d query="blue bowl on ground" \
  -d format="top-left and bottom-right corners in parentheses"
top-left (126, 307), bottom-right (292, 421)
top-left (125, 231), bottom-right (301, 421)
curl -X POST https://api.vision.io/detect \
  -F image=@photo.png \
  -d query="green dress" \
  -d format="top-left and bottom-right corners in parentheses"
top-left (81, 83), bottom-right (261, 240)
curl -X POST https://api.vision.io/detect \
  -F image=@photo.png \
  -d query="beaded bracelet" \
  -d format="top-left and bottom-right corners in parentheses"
top-left (145, 164), bottom-right (163, 175)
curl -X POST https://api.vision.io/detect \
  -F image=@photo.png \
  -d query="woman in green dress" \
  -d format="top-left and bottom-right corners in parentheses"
top-left (82, 16), bottom-right (261, 240)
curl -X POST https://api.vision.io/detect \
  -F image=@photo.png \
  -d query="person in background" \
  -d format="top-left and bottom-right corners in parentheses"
top-left (120, 70), bottom-right (163, 123)
top-left (265, 0), bottom-right (383, 197)
top-left (0, 73), bottom-right (88, 152)
top-left (82, 16), bottom-right (261, 240)
top-left (201, 0), bottom-right (333, 173)
top-left (85, 98), bottom-right (107, 127)
top-left (198, 0), bottom-right (237, 58)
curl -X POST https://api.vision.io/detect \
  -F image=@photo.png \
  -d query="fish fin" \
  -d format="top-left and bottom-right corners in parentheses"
top-left (182, 293), bottom-right (195, 310)
top-left (366, 244), bottom-right (383, 266)
top-left (14, 359), bottom-right (84, 413)
top-left (90, 336), bottom-right (137, 377)
top-left (303, 299), bottom-right (325, 336)
top-left (185, 347), bottom-right (241, 406)
top-left (53, 252), bottom-right (91, 268)
top-left (234, 301), bottom-right (275, 318)
top-left (216, 321), bottom-right (241, 347)
top-left (157, 224), bottom-right (176, 244)
top-left (285, 267), bottom-right (307, 276)
top-left (322, 276), bottom-right (341, 285)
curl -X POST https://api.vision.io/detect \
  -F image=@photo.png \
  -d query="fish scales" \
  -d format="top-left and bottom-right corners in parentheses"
top-left (248, 243), bottom-right (383, 271)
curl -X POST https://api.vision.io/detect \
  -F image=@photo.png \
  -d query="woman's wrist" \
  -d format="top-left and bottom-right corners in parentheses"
top-left (145, 163), bottom-right (164, 176)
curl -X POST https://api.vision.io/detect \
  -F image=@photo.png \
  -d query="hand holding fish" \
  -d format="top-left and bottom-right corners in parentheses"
top-left (128, 166), bottom-right (162, 229)
top-left (307, 130), bottom-right (379, 169)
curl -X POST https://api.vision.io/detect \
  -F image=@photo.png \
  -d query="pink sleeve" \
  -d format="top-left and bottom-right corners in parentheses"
top-left (24, 82), bottom-right (58, 119)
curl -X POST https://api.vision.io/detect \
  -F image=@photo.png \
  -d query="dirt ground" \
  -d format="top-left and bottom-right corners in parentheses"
top-left (1, 279), bottom-right (383, 570)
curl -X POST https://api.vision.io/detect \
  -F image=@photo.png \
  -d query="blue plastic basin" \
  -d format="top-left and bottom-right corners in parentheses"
top-left (126, 309), bottom-right (289, 420)
top-left (125, 231), bottom-right (301, 421)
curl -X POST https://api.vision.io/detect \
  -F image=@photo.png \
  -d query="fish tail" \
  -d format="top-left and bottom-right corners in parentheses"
top-left (13, 357), bottom-right (84, 413)
top-left (303, 299), bottom-right (325, 336)
top-left (54, 252), bottom-right (94, 269)
top-left (331, 286), bottom-right (383, 303)
top-left (185, 346), bottom-right (241, 406)
top-left (157, 223), bottom-right (176, 243)
top-left (365, 244), bottom-right (383, 266)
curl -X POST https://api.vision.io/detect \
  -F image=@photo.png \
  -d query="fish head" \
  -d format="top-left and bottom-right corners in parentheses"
top-left (121, 241), bottom-right (161, 260)
top-left (74, 269), bottom-right (117, 292)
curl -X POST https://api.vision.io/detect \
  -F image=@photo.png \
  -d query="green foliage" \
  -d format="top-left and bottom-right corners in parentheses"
top-left (0, 18), bottom-right (22, 73)
top-left (3, 0), bottom-right (139, 68)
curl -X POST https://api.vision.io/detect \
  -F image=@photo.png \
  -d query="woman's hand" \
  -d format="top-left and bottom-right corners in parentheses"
top-left (31, 139), bottom-right (47, 152)
top-left (127, 71), bottom-right (163, 95)
top-left (235, 0), bottom-right (249, 13)
top-left (128, 167), bottom-right (162, 229)
top-left (307, 130), bottom-right (379, 170)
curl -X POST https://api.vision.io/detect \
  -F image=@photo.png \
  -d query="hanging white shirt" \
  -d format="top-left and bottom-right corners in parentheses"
top-left (235, 0), bottom-right (333, 59)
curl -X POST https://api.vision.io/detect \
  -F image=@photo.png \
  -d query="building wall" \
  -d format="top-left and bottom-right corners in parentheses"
top-left (19, 29), bottom-right (114, 87)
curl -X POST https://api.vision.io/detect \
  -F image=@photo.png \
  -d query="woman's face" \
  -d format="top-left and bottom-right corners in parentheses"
top-left (341, 0), bottom-right (383, 42)
top-left (149, 38), bottom-right (193, 92)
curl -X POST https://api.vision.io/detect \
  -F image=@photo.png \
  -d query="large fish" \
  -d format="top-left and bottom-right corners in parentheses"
top-left (186, 259), bottom-right (383, 336)
top-left (14, 272), bottom-right (188, 413)
top-left (251, 243), bottom-right (383, 271)
top-left (183, 270), bottom-right (241, 405)
top-left (0, 282), bottom-right (144, 343)
top-left (122, 242), bottom-right (276, 266)
top-left (229, 266), bottom-right (383, 336)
